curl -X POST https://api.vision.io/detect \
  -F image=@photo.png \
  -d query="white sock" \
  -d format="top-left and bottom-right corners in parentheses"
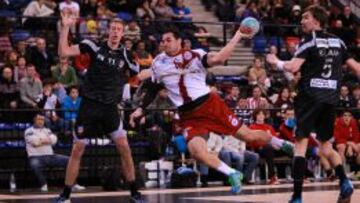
top-left (270, 136), bottom-right (284, 148)
top-left (216, 161), bottom-right (236, 176)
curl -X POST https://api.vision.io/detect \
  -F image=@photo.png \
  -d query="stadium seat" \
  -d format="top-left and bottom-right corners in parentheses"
top-left (252, 35), bottom-right (267, 54)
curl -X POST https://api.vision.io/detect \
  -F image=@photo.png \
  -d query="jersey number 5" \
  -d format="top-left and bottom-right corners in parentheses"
top-left (321, 64), bottom-right (332, 78)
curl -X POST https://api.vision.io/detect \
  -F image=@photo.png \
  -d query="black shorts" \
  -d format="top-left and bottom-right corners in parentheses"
top-left (76, 98), bottom-right (122, 138)
top-left (294, 94), bottom-right (336, 142)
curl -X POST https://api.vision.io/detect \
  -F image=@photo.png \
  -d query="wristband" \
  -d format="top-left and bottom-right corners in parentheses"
top-left (276, 60), bottom-right (285, 71)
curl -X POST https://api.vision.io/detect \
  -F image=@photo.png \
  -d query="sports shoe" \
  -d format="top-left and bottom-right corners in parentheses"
top-left (228, 171), bottom-right (243, 194)
top-left (268, 175), bottom-right (280, 185)
top-left (72, 184), bottom-right (86, 192)
top-left (130, 192), bottom-right (147, 203)
top-left (288, 196), bottom-right (302, 203)
top-left (337, 179), bottom-right (353, 203)
top-left (40, 184), bottom-right (48, 192)
top-left (281, 141), bottom-right (294, 156)
top-left (53, 196), bottom-right (70, 203)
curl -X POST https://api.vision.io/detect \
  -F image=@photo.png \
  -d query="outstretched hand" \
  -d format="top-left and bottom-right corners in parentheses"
top-left (61, 10), bottom-right (76, 27)
top-left (266, 54), bottom-right (279, 65)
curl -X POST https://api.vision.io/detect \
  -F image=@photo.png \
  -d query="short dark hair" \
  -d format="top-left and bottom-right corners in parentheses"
top-left (252, 108), bottom-right (265, 120)
top-left (68, 85), bottom-right (79, 92)
top-left (304, 5), bottom-right (328, 27)
top-left (162, 27), bottom-right (181, 39)
top-left (109, 18), bottom-right (125, 27)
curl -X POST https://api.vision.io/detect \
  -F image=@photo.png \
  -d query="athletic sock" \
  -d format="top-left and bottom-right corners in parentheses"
top-left (217, 161), bottom-right (236, 176)
top-left (129, 181), bottom-right (139, 197)
top-left (270, 136), bottom-right (284, 148)
top-left (335, 165), bottom-right (347, 184)
top-left (293, 156), bottom-right (306, 199)
top-left (61, 185), bottom-right (72, 199)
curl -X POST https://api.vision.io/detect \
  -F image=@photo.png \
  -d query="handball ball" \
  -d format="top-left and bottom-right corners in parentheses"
top-left (240, 17), bottom-right (260, 35)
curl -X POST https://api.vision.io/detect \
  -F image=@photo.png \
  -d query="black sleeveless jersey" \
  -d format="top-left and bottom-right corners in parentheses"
top-left (79, 39), bottom-right (139, 104)
top-left (294, 30), bottom-right (351, 104)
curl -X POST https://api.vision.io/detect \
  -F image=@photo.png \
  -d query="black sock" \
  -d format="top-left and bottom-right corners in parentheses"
top-left (326, 169), bottom-right (333, 177)
top-left (61, 185), bottom-right (72, 199)
top-left (292, 156), bottom-right (306, 199)
top-left (129, 181), bottom-right (139, 196)
top-left (335, 165), bottom-right (347, 184)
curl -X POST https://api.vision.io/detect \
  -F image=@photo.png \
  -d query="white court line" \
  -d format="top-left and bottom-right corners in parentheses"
top-left (0, 181), bottom-right (359, 200)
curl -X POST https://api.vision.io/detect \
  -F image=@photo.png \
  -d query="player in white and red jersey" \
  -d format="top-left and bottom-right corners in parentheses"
top-left (130, 27), bottom-right (293, 194)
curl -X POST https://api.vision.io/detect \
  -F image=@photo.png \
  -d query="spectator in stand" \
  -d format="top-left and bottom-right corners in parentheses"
top-left (153, 0), bottom-right (175, 21)
top-left (338, 85), bottom-right (355, 109)
top-left (24, 113), bottom-right (85, 192)
top-left (225, 85), bottom-right (240, 109)
top-left (338, 6), bottom-right (356, 29)
top-left (0, 67), bottom-right (20, 122)
top-left (172, 0), bottom-right (192, 22)
top-left (27, 37), bottom-right (55, 79)
top-left (221, 136), bottom-right (259, 184)
top-left (80, 0), bottom-right (99, 17)
top-left (22, 0), bottom-right (55, 29)
top-left (241, 1), bottom-right (261, 20)
top-left (140, 15), bottom-right (160, 54)
top-left (14, 56), bottom-right (27, 83)
top-left (279, 41), bottom-right (297, 61)
top-left (352, 85), bottom-right (360, 102)
top-left (51, 57), bottom-right (78, 89)
top-left (334, 111), bottom-right (360, 163)
top-left (78, 18), bottom-right (99, 41)
top-left (59, 0), bottom-right (80, 36)
top-left (182, 38), bottom-right (192, 50)
top-left (249, 109), bottom-right (283, 185)
top-left (247, 85), bottom-right (268, 109)
top-left (124, 20), bottom-right (141, 42)
top-left (136, 0), bottom-right (155, 20)
top-left (36, 79), bottom-right (63, 132)
top-left (20, 64), bottom-right (43, 109)
top-left (274, 87), bottom-right (293, 108)
top-left (134, 41), bottom-right (153, 70)
top-left (248, 57), bottom-right (270, 93)
top-left (289, 5), bottom-right (302, 25)
top-left (62, 86), bottom-right (81, 133)
top-left (5, 50), bottom-right (18, 69)
top-left (16, 40), bottom-right (28, 58)
top-left (234, 97), bottom-right (252, 125)
top-left (124, 38), bottom-right (134, 51)
top-left (0, 30), bottom-right (12, 63)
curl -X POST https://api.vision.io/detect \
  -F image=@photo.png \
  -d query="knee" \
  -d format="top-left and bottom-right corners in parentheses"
top-left (29, 158), bottom-right (41, 169)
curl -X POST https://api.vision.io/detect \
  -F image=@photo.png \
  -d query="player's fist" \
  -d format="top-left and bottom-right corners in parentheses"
top-left (61, 9), bottom-right (76, 27)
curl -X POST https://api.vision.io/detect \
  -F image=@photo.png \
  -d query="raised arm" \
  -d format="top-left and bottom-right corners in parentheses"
top-left (206, 28), bottom-right (252, 67)
top-left (266, 54), bottom-right (305, 73)
top-left (58, 12), bottom-right (81, 57)
top-left (345, 58), bottom-right (360, 78)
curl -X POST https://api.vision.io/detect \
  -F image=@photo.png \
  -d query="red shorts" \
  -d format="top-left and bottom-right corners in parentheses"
top-left (179, 93), bottom-right (242, 141)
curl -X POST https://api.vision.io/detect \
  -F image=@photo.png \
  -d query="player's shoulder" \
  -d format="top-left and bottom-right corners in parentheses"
top-left (152, 52), bottom-right (168, 67)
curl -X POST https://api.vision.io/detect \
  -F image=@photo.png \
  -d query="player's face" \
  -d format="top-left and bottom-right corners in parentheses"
top-left (108, 22), bottom-right (124, 45)
top-left (301, 11), bottom-right (320, 33)
top-left (162, 33), bottom-right (182, 55)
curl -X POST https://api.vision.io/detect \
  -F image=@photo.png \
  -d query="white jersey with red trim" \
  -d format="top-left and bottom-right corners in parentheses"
top-left (151, 49), bottom-right (210, 107)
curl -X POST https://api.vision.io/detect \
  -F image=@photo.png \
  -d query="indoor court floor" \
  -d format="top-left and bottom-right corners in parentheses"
top-left (0, 181), bottom-right (359, 203)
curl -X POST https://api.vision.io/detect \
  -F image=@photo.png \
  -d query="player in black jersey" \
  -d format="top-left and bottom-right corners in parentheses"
top-left (267, 5), bottom-right (360, 203)
top-left (54, 13), bottom-right (145, 203)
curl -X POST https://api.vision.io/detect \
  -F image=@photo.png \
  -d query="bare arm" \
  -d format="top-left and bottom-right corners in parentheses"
top-left (206, 29), bottom-right (252, 67)
top-left (266, 54), bottom-right (305, 73)
top-left (346, 58), bottom-right (360, 77)
top-left (58, 12), bottom-right (81, 57)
